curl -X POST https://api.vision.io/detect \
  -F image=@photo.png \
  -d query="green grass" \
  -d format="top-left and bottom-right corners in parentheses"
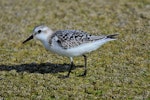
top-left (0, 0), bottom-right (150, 99)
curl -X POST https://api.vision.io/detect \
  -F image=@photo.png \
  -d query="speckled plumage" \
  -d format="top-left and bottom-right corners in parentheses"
top-left (51, 30), bottom-right (106, 49)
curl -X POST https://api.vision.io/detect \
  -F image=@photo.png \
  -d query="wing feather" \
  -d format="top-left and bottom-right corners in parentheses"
top-left (52, 30), bottom-right (105, 49)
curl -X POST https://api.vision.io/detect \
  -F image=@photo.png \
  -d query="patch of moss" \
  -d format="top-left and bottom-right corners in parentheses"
top-left (0, 0), bottom-right (149, 99)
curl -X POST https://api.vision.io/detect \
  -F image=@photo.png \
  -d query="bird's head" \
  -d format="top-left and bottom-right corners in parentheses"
top-left (23, 25), bottom-right (53, 44)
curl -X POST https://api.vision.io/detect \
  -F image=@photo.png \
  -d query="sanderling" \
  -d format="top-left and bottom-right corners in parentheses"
top-left (23, 25), bottom-right (118, 78)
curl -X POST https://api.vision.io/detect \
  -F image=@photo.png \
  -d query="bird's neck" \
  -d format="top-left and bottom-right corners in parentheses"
top-left (40, 35), bottom-right (51, 50)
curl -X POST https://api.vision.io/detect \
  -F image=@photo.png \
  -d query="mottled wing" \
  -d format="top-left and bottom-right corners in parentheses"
top-left (52, 30), bottom-right (105, 49)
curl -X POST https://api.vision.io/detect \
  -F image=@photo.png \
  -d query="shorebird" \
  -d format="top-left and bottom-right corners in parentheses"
top-left (23, 25), bottom-right (118, 78)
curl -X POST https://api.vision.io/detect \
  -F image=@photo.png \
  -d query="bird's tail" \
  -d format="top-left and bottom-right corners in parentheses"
top-left (106, 34), bottom-right (118, 40)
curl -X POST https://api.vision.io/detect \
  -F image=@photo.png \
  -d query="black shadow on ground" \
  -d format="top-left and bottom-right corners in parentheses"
top-left (0, 63), bottom-right (83, 74)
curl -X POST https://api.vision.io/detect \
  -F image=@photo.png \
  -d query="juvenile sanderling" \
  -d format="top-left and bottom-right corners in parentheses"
top-left (23, 25), bottom-right (118, 78)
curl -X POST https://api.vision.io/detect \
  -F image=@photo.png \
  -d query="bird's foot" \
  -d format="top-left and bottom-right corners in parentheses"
top-left (78, 71), bottom-right (87, 77)
top-left (58, 75), bottom-right (69, 79)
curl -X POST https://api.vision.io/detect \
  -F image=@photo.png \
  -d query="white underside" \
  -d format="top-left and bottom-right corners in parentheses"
top-left (42, 38), bottom-right (115, 57)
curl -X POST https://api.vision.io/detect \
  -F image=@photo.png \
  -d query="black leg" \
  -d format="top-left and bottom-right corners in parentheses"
top-left (78, 55), bottom-right (87, 77)
top-left (58, 57), bottom-right (74, 78)
top-left (66, 60), bottom-right (74, 77)
top-left (82, 55), bottom-right (87, 76)
top-left (64, 57), bottom-right (74, 78)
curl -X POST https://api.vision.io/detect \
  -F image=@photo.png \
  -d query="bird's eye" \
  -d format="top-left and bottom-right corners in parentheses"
top-left (38, 30), bottom-right (41, 33)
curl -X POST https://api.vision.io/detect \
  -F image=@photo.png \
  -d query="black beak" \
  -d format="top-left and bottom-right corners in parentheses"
top-left (22, 35), bottom-right (33, 44)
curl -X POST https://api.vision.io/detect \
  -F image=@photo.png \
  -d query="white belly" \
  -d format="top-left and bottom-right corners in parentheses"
top-left (43, 38), bottom-right (114, 57)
